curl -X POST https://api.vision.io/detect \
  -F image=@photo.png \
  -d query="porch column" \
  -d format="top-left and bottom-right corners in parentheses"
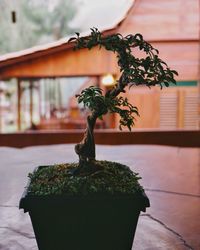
top-left (17, 79), bottom-right (22, 131)
top-left (29, 79), bottom-right (33, 126)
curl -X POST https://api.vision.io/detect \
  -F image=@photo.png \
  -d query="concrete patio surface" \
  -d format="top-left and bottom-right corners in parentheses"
top-left (0, 144), bottom-right (199, 249)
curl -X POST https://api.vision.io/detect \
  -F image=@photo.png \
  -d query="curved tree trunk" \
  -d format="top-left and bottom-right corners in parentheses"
top-left (75, 75), bottom-right (126, 172)
top-left (75, 112), bottom-right (98, 169)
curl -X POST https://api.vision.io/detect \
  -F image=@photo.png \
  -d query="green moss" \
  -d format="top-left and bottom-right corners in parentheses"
top-left (27, 160), bottom-right (143, 196)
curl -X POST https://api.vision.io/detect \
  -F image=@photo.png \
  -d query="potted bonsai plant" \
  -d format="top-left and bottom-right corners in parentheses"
top-left (20, 28), bottom-right (177, 250)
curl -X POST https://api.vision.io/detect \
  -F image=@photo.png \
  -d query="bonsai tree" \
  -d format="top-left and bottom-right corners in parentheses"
top-left (69, 28), bottom-right (178, 173)
top-left (27, 28), bottom-right (178, 196)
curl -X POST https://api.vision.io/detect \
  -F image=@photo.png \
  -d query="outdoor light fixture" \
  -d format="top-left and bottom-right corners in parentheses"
top-left (101, 74), bottom-right (115, 86)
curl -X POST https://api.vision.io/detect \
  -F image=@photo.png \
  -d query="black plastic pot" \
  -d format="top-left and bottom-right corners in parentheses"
top-left (20, 166), bottom-right (150, 250)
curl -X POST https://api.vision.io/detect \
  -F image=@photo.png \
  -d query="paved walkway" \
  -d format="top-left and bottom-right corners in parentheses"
top-left (0, 144), bottom-right (199, 249)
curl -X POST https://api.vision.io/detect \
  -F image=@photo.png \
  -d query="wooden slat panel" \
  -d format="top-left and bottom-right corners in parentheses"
top-left (159, 87), bottom-right (199, 129)
top-left (184, 92), bottom-right (199, 129)
top-left (160, 93), bottom-right (177, 128)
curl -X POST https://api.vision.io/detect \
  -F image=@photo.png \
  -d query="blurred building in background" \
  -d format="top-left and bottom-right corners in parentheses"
top-left (0, 0), bottom-right (199, 132)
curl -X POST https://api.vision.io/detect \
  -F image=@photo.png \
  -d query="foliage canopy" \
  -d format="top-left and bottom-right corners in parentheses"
top-left (70, 28), bottom-right (178, 132)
